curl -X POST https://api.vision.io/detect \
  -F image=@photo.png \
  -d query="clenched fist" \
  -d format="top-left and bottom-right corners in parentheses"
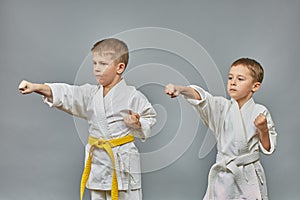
top-left (124, 110), bottom-right (141, 129)
top-left (254, 113), bottom-right (268, 133)
top-left (18, 80), bottom-right (35, 94)
top-left (165, 84), bottom-right (180, 98)
top-left (18, 80), bottom-right (52, 98)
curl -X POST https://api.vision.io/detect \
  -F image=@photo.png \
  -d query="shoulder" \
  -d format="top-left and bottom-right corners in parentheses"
top-left (254, 102), bottom-right (268, 112)
top-left (123, 84), bottom-right (150, 103)
top-left (252, 101), bottom-right (273, 118)
top-left (77, 83), bottom-right (98, 93)
top-left (130, 87), bottom-right (149, 100)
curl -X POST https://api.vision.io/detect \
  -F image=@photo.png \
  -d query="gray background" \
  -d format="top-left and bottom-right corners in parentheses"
top-left (1, 0), bottom-right (299, 199)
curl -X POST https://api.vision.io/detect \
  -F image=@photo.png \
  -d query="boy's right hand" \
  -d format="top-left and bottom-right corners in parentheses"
top-left (165, 83), bottom-right (180, 98)
top-left (18, 80), bottom-right (35, 94)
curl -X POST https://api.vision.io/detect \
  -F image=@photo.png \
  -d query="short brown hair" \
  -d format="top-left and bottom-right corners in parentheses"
top-left (231, 58), bottom-right (264, 83)
top-left (91, 38), bottom-right (129, 67)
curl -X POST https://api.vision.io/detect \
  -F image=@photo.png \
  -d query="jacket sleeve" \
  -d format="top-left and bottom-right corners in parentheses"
top-left (129, 90), bottom-right (157, 142)
top-left (185, 85), bottom-right (228, 136)
top-left (43, 83), bottom-right (96, 119)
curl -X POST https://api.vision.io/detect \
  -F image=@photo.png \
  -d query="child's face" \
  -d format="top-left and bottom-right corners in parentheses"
top-left (92, 52), bottom-right (123, 87)
top-left (227, 64), bottom-right (260, 106)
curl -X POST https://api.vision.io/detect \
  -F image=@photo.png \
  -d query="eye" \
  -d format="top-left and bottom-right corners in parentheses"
top-left (228, 76), bottom-right (233, 80)
top-left (100, 62), bottom-right (108, 66)
top-left (238, 78), bottom-right (244, 81)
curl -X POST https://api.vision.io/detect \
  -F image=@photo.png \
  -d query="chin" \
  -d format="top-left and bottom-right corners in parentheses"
top-left (96, 81), bottom-right (104, 86)
top-left (229, 95), bottom-right (238, 100)
top-left (96, 79), bottom-right (105, 85)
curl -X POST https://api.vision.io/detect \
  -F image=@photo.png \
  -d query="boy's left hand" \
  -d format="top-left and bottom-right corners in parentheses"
top-left (254, 113), bottom-right (271, 151)
top-left (254, 113), bottom-right (268, 134)
top-left (124, 110), bottom-right (141, 129)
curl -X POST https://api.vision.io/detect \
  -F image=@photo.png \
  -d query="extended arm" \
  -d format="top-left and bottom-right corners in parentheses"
top-left (18, 80), bottom-right (53, 100)
top-left (165, 83), bottom-right (201, 100)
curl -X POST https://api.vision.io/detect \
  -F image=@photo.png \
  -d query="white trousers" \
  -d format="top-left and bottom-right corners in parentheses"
top-left (91, 189), bottom-right (142, 200)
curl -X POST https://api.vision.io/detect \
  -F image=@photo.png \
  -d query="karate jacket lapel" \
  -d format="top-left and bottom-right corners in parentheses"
top-left (231, 99), bottom-right (249, 154)
top-left (93, 85), bottom-right (110, 139)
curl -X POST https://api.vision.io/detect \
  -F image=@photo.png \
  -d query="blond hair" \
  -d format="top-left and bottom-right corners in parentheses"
top-left (231, 58), bottom-right (264, 83)
top-left (91, 38), bottom-right (129, 67)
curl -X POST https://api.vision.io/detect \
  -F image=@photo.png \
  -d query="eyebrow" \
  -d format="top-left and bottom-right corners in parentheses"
top-left (228, 73), bottom-right (246, 78)
top-left (92, 60), bottom-right (109, 65)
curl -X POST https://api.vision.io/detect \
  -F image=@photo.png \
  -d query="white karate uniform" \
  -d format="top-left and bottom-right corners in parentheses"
top-left (186, 85), bottom-right (277, 200)
top-left (44, 79), bottom-right (156, 199)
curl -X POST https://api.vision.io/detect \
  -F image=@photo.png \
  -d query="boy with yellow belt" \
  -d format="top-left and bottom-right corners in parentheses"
top-left (19, 38), bottom-right (156, 200)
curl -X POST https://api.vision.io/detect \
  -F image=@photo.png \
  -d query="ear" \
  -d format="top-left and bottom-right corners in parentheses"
top-left (251, 82), bottom-right (261, 93)
top-left (116, 63), bottom-right (126, 75)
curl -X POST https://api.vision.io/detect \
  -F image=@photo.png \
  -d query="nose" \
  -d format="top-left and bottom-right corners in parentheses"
top-left (94, 65), bottom-right (102, 73)
top-left (230, 78), bottom-right (236, 85)
top-left (94, 68), bottom-right (101, 73)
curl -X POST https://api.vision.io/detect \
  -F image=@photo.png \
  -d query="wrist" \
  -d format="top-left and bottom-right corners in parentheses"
top-left (258, 128), bottom-right (269, 138)
top-left (32, 83), bottom-right (39, 92)
top-left (177, 85), bottom-right (184, 94)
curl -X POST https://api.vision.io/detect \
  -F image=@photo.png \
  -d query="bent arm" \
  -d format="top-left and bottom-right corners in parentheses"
top-left (18, 80), bottom-right (53, 100)
top-left (128, 91), bottom-right (157, 141)
top-left (256, 110), bottom-right (277, 154)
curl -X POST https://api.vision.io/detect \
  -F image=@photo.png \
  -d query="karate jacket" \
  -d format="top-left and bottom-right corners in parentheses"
top-left (186, 85), bottom-right (277, 200)
top-left (44, 79), bottom-right (156, 190)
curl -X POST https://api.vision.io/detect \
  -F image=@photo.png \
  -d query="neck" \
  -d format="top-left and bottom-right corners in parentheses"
top-left (237, 96), bottom-right (252, 109)
top-left (102, 77), bottom-right (122, 97)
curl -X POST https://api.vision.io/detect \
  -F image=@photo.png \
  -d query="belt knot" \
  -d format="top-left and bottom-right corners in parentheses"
top-left (80, 134), bottom-right (135, 200)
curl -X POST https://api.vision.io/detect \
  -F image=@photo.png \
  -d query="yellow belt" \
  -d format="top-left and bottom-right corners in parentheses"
top-left (80, 134), bottom-right (134, 200)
